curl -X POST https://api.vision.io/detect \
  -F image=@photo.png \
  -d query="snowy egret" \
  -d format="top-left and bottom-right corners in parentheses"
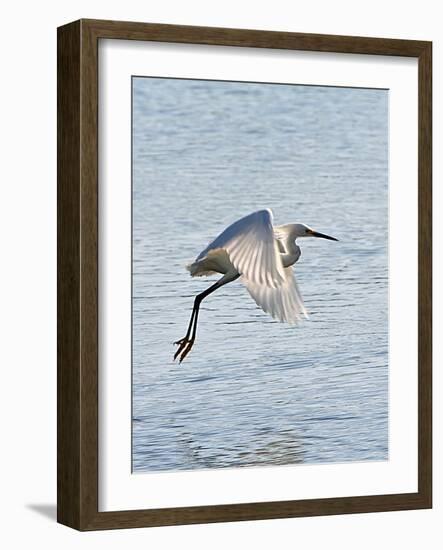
top-left (174, 209), bottom-right (338, 363)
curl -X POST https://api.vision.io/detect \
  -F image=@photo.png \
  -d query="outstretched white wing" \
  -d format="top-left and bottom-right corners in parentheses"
top-left (242, 267), bottom-right (308, 324)
top-left (196, 209), bottom-right (285, 287)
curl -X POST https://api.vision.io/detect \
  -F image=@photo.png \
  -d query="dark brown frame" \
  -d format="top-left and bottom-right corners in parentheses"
top-left (57, 18), bottom-right (432, 531)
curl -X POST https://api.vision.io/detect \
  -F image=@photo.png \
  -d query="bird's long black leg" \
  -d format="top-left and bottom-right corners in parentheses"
top-left (173, 306), bottom-right (197, 360)
top-left (174, 275), bottom-right (239, 363)
top-left (173, 282), bottom-right (219, 363)
top-left (174, 296), bottom-right (203, 363)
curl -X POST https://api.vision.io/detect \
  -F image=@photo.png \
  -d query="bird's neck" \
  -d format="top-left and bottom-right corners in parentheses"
top-left (285, 238), bottom-right (299, 254)
top-left (279, 238), bottom-right (301, 267)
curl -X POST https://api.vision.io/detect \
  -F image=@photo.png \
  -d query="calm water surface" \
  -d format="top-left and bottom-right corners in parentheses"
top-left (132, 78), bottom-right (388, 472)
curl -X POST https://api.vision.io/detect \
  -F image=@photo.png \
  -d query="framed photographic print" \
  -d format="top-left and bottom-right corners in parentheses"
top-left (57, 19), bottom-right (432, 530)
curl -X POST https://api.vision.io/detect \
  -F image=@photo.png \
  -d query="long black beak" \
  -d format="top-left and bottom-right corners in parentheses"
top-left (311, 231), bottom-right (338, 241)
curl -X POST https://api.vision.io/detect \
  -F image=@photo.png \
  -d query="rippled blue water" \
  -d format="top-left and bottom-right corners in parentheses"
top-left (132, 77), bottom-right (388, 473)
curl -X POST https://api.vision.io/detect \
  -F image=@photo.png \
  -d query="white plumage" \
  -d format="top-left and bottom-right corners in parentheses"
top-left (188, 209), bottom-right (306, 323)
top-left (244, 266), bottom-right (307, 324)
top-left (192, 209), bottom-right (285, 288)
top-left (175, 209), bottom-right (337, 362)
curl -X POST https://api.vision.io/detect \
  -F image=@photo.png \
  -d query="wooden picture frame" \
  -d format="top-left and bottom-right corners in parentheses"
top-left (57, 18), bottom-right (432, 530)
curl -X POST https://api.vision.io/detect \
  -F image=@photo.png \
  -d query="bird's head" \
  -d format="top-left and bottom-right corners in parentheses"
top-left (293, 223), bottom-right (338, 241)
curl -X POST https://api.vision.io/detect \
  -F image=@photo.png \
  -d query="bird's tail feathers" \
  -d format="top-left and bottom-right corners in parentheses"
top-left (186, 261), bottom-right (217, 277)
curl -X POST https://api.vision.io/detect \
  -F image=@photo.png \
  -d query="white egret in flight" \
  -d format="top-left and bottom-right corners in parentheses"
top-left (174, 209), bottom-right (338, 363)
